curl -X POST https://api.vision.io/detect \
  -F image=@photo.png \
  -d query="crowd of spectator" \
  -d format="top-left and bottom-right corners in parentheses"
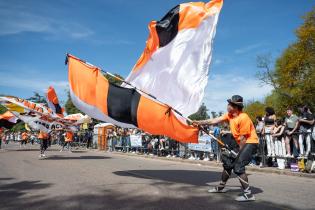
top-left (256, 106), bottom-right (314, 159)
top-left (0, 105), bottom-right (314, 172)
top-left (104, 105), bottom-right (315, 172)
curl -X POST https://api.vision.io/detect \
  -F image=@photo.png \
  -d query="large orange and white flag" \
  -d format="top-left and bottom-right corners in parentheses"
top-left (125, 0), bottom-right (223, 117)
top-left (67, 54), bottom-right (199, 143)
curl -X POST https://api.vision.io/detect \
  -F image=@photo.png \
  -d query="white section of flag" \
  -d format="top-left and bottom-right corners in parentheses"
top-left (125, 14), bottom-right (220, 117)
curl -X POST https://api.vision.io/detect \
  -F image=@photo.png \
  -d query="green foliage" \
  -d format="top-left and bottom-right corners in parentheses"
top-left (244, 100), bottom-right (266, 122)
top-left (27, 92), bottom-right (47, 105)
top-left (189, 103), bottom-right (210, 120)
top-left (105, 73), bottom-right (124, 86)
top-left (10, 121), bottom-right (25, 132)
top-left (273, 8), bottom-right (315, 111)
top-left (0, 104), bottom-right (7, 114)
top-left (210, 111), bottom-right (218, 119)
top-left (255, 7), bottom-right (315, 115)
top-left (65, 91), bottom-right (82, 115)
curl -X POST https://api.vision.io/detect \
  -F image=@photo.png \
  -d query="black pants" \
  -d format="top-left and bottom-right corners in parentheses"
top-left (222, 143), bottom-right (258, 175)
top-left (40, 139), bottom-right (48, 154)
top-left (62, 142), bottom-right (71, 149)
top-left (220, 133), bottom-right (257, 175)
top-left (87, 139), bottom-right (91, 148)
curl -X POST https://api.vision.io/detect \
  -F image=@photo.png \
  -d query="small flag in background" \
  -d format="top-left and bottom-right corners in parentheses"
top-left (46, 86), bottom-right (64, 117)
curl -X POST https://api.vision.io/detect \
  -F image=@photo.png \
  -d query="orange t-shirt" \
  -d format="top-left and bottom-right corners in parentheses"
top-left (222, 112), bottom-right (259, 144)
top-left (38, 131), bottom-right (48, 140)
top-left (0, 128), bottom-right (3, 139)
top-left (65, 131), bottom-right (73, 142)
top-left (22, 132), bottom-right (28, 140)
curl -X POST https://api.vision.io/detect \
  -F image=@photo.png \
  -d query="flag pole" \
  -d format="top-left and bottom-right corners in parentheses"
top-left (65, 53), bottom-right (238, 157)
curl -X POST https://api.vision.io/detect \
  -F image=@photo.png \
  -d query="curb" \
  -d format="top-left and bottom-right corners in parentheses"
top-left (105, 151), bottom-right (315, 179)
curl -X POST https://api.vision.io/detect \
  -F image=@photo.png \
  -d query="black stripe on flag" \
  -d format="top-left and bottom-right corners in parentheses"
top-left (0, 119), bottom-right (19, 129)
top-left (107, 83), bottom-right (141, 126)
top-left (156, 5), bottom-right (180, 47)
top-left (55, 104), bottom-right (62, 115)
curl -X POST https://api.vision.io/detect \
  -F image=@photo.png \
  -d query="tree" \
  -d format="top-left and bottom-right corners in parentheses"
top-left (0, 104), bottom-right (7, 114)
top-left (243, 100), bottom-right (266, 122)
top-left (256, 7), bottom-right (315, 112)
top-left (188, 103), bottom-right (210, 120)
top-left (274, 8), bottom-right (315, 110)
top-left (218, 111), bottom-right (224, 117)
top-left (10, 121), bottom-right (25, 132)
top-left (210, 111), bottom-right (217, 119)
top-left (105, 73), bottom-right (124, 86)
top-left (27, 92), bottom-right (47, 105)
top-left (65, 91), bottom-right (82, 115)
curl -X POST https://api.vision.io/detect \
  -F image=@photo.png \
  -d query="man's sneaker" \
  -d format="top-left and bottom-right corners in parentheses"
top-left (235, 193), bottom-right (255, 202)
top-left (208, 186), bottom-right (228, 193)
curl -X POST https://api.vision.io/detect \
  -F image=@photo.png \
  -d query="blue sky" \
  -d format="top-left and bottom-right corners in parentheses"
top-left (0, 0), bottom-right (314, 113)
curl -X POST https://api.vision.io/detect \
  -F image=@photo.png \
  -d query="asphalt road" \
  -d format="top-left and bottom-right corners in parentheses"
top-left (0, 143), bottom-right (314, 210)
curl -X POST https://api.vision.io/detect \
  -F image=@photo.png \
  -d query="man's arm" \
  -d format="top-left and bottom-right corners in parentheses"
top-left (193, 115), bottom-right (226, 126)
top-left (239, 135), bottom-right (246, 149)
top-left (299, 118), bottom-right (315, 125)
top-left (272, 126), bottom-right (285, 137)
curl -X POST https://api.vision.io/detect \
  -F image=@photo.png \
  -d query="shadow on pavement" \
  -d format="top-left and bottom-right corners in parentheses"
top-left (0, 178), bottom-right (14, 181)
top-left (0, 178), bottom-right (297, 210)
top-left (70, 150), bottom-right (88, 153)
top-left (0, 180), bottom-right (52, 191)
top-left (44, 155), bottom-right (111, 160)
top-left (114, 170), bottom-right (222, 186)
top-left (6, 148), bottom-right (60, 152)
top-left (7, 149), bottom-right (41, 152)
top-left (113, 170), bottom-right (263, 195)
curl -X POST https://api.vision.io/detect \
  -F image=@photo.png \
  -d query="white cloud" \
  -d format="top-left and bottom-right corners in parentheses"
top-left (0, 72), bottom-right (68, 103)
top-left (234, 43), bottom-right (263, 54)
top-left (213, 58), bottom-right (223, 65)
top-left (0, 6), bottom-right (93, 39)
top-left (91, 39), bottom-right (136, 46)
top-left (203, 73), bottom-right (273, 113)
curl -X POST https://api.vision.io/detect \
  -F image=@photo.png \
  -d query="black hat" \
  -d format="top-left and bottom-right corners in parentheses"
top-left (227, 95), bottom-right (244, 108)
